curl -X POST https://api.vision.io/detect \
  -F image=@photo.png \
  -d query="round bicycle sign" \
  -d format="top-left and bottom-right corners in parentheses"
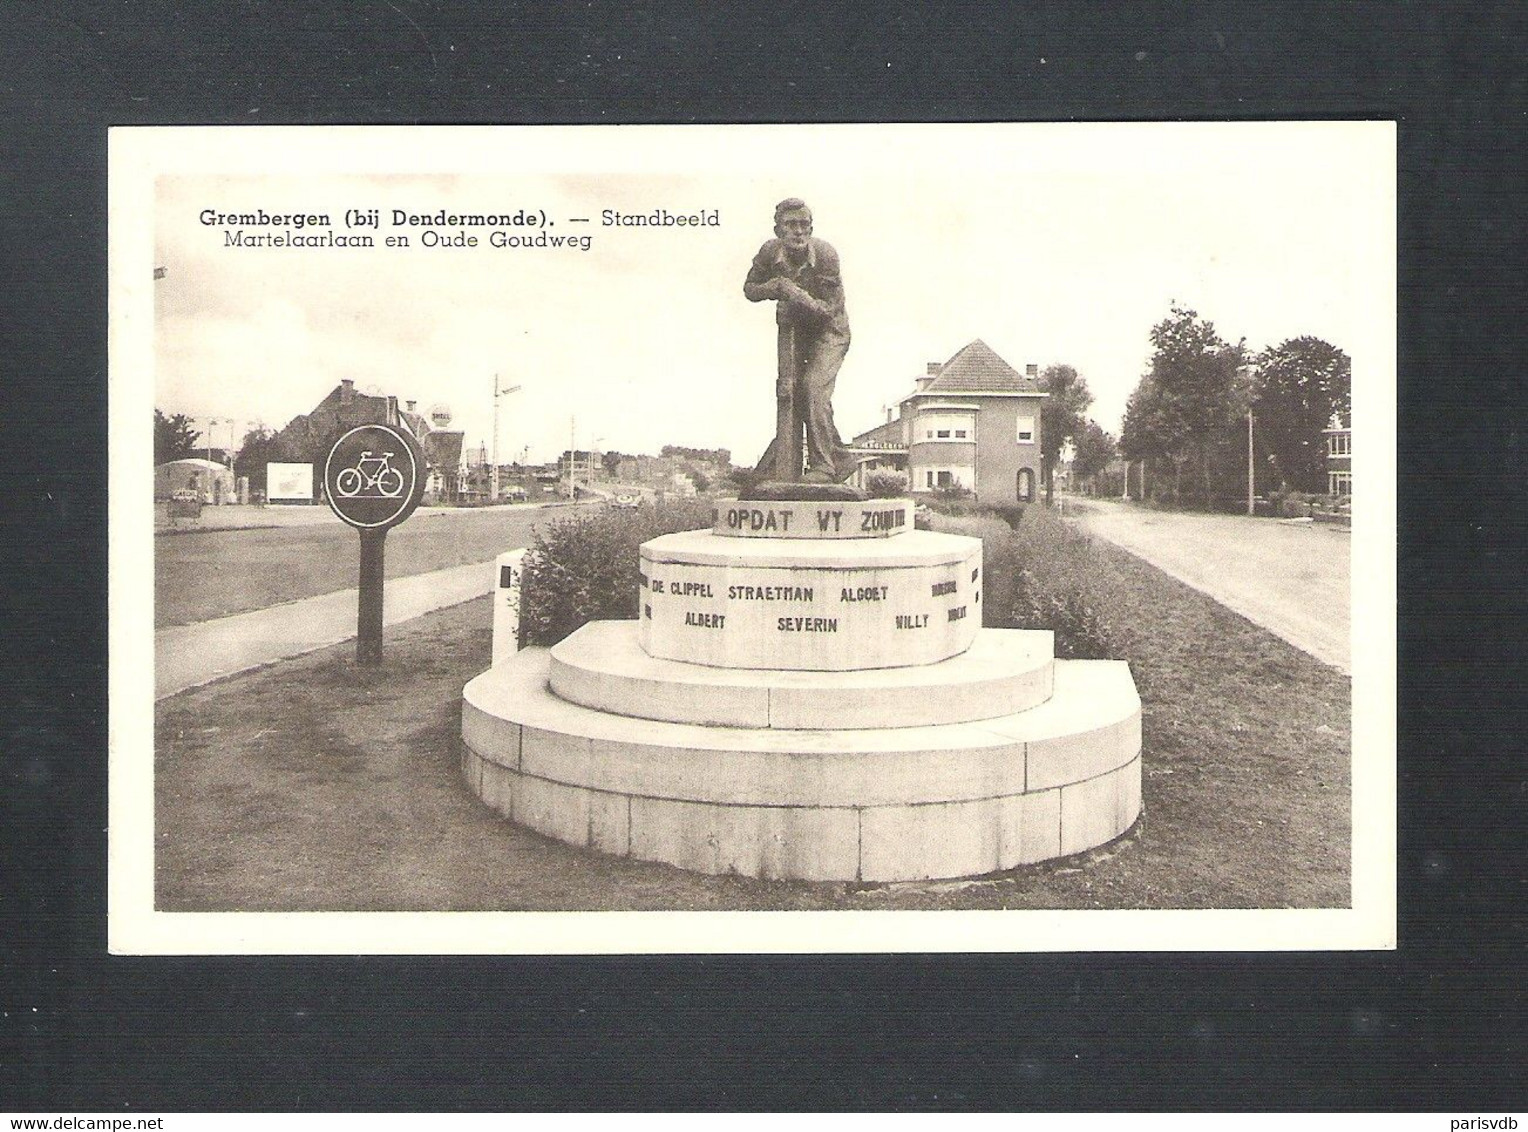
top-left (323, 423), bottom-right (426, 530)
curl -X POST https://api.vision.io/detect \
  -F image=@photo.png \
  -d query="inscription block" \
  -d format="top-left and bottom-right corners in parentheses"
top-left (641, 529), bottom-right (981, 670)
top-left (711, 498), bottom-right (915, 540)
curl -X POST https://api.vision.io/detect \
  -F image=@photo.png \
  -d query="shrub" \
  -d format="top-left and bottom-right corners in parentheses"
top-left (519, 497), bottom-right (714, 647)
top-left (1005, 507), bottom-right (1118, 659)
top-left (920, 492), bottom-right (989, 520)
top-left (1011, 569), bottom-right (1116, 659)
top-left (864, 471), bottom-right (908, 498)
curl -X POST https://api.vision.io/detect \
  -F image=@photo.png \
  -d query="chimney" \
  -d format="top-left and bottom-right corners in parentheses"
top-left (340, 378), bottom-right (355, 405)
top-left (406, 400), bottom-right (417, 413)
top-left (1025, 364), bottom-right (1038, 376)
top-left (886, 406), bottom-right (894, 424)
top-left (927, 363), bottom-right (941, 375)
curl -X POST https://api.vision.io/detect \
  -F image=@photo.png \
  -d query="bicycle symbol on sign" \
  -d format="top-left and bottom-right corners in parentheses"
top-left (335, 449), bottom-right (405, 498)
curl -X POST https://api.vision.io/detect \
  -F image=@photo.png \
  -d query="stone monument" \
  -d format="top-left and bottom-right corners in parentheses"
top-left (458, 206), bottom-right (1142, 882)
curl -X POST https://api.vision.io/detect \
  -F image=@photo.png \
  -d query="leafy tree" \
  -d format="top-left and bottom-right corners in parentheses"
top-left (1251, 337), bottom-right (1351, 494)
top-left (1038, 364), bottom-right (1093, 506)
top-left (1071, 420), bottom-right (1117, 484)
top-left (154, 410), bottom-right (201, 465)
top-left (233, 426), bottom-right (281, 496)
top-left (1120, 306), bottom-right (1245, 506)
top-left (726, 466), bottom-right (762, 494)
top-left (661, 445), bottom-right (730, 466)
top-left (1120, 375), bottom-right (1177, 465)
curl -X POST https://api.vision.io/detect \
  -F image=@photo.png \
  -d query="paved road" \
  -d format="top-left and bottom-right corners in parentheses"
top-left (156, 501), bottom-right (596, 627)
top-left (1071, 498), bottom-right (1350, 674)
top-left (155, 498), bottom-right (568, 533)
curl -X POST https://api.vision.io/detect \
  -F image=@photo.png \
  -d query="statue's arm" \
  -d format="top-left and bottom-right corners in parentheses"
top-left (744, 243), bottom-right (785, 302)
top-left (778, 240), bottom-right (840, 321)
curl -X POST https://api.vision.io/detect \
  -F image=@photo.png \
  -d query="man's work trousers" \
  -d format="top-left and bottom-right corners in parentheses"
top-left (755, 325), bottom-right (853, 481)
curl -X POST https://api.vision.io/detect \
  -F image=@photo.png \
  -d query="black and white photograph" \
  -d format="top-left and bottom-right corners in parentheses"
top-left (110, 123), bottom-right (1395, 953)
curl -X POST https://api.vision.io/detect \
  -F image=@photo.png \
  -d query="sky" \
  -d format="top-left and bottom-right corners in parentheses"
top-left (153, 124), bottom-right (1393, 465)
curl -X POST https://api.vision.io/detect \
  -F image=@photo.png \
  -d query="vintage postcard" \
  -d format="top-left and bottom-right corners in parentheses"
top-left (109, 123), bottom-right (1395, 953)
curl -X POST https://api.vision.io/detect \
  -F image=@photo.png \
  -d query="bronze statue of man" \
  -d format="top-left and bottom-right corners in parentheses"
top-left (745, 198), bottom-right (855, 484)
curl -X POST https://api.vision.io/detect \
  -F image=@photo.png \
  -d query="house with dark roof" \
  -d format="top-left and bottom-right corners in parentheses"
top-left (268, 380), bottom-right (466, 502)
top-left (849, 339), bottom-right (1047, 506)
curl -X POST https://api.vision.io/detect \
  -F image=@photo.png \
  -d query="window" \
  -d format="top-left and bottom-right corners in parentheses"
top-left (1329, 471), bottom-right (1352, 496)
top-left (920, 411), bottom-right (976, 441)
top-left (926, 470), bottom-right (934, 488)
top-left (1328, 432), bottom-right (1351, 457)
top-left (1016, 416), bottom-right (1035, 443)
top-left (937, 470), bottom-right (953, 487)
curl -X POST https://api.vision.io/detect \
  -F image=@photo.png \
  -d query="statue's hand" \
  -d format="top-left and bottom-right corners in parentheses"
top-left (777, 279), bottom-right (830, 318)
top-left (774, 278), bottom-right (810, 303)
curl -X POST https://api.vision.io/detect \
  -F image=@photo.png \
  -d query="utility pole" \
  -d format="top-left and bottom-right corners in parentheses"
top-left (568, 416), bottom-right (576, 499)
top-left (1239, 362), bottom-right (1257, 517)
top-left (1247, 409), bottom-right (1255, 516)
top-left (491, 375), bottom-right (522, 504)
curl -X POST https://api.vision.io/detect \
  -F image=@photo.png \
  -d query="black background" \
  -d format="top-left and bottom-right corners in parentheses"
top-left (2, 1), bottom-right (1523, 1112)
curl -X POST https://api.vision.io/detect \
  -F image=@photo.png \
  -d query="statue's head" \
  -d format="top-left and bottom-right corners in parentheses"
top-left (773, 198), bottom-right (813, 250)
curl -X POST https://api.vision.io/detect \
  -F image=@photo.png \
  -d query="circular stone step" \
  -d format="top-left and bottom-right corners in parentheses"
top-left (639, 528), bottom-right (982, 670)
top-left (461, 646), bottom-right (1142, 882)
top-left (549, 620), bottom-right (1055, 729)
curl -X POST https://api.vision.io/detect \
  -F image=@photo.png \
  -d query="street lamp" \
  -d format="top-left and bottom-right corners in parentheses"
top-left (1237, 364), bottom-right (1257, 517)
top-left (491, 375), bottom-right (522, 502)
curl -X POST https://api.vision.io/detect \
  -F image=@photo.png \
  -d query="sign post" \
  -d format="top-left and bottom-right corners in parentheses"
top-left (323, 422), bottom-right (426, 666)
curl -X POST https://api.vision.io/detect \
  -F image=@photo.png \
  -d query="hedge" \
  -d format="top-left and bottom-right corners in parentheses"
top-left (518, 498), bottom-right (715, 647)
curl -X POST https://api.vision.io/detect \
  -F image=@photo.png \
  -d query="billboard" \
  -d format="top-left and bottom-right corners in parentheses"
top-left (266, 462), bottom-right (314, 502)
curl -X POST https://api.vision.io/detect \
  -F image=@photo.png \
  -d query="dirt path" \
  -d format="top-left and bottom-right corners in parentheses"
top-left (1071, 499), bottom-right (1350, 674)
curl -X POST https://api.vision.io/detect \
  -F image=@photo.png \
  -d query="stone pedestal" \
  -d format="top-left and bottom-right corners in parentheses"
top-left (461, 496), bottom-right (1143, 882)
